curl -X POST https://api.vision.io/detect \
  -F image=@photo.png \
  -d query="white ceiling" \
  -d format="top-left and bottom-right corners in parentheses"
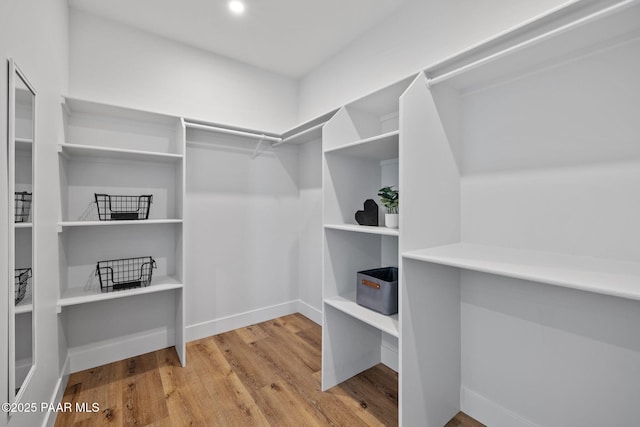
top-left (68, 0), bottom-right (407, 78)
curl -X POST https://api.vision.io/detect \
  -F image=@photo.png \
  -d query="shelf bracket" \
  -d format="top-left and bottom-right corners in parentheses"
top-left (250, 135), bottom-right (267, 160)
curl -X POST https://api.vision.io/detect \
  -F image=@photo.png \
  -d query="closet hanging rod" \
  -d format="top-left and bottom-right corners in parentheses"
top-left (184, 121), bottom-right (281, 143)
top-left (273, 122), bottom-right (326, 147)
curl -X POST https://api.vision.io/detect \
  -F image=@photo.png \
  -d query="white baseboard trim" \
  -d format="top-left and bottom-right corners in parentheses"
top-left (185, 300), bottom-right (299, 342)
top-left (69, 328), bottom-right (174, 374)
top-left (43, 356), bottom-right (70, 427)
top-left (296, 300), bottom-right (322, 325)
top-left (381, 341), bottom-right (399, 372)
top-left (461, 386), bottom-right (538, 427)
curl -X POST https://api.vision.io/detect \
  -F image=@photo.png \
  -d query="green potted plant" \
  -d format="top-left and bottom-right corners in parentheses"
top-left (378, 186), bottom-right (399, 229)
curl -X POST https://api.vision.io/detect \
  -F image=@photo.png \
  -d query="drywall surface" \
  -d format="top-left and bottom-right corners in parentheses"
top-left (69, 9), bottom-right (298, 133)
top-left (460, 271), bottom-right (640, 426)
top-left (0, 0), bottom-right (69, 426)
top-left (298, 0), bottom-right (567, 122)
top-left (297, 140), bottom-right (323, 321)
top-left (185, 131), bottom-right (301, 339)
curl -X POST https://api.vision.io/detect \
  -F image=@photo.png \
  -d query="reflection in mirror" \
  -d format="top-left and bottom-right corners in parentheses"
top-left (8, 59), bottom-right (36, 403)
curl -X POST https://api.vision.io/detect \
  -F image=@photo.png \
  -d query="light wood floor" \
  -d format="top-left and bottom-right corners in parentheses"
top-left (55, 314), bottom-right (483, 426)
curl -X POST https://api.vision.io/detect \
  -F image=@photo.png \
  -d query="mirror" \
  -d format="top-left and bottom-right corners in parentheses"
top-left (8, 59), bottom-right (36, 403)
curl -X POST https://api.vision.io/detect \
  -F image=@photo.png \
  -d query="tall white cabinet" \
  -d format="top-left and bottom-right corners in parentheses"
top-left (399, 1), bottom-right (640, 426)
top-left (57, 98), bottom-right (186, 372)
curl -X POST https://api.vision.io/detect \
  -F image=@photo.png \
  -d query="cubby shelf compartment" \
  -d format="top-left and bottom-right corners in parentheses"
top-left (57, 219), bottom-right (182, 232)
top-left (403, 243), bottom-right (640, 301)
top-left (58, 143), bottom-right (183, 164)
top-left (324, 224), bottom-right (399, 237)
top-left (324, 293), bottom-right (399, 338)
top-left (57, 276), bottom-right (183, 310)
top-left (323, 130), bottom-right (399, 160)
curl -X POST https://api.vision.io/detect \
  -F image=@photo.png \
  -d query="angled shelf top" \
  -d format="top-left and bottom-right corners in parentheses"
top-left (403, 242), bottom-right (640, 301)
top-left (346, 76), bottom-right (414, 117)
top-left (324, 223), bottom-right (399, 237)
top-left (58, 276), bottom-right (183, 310)
top-left (58, 143), bottom-right (183, 163)
top-left (325, 293), bottom-right (399, 338)
top-left (324, 130), bottom-right (399, 161)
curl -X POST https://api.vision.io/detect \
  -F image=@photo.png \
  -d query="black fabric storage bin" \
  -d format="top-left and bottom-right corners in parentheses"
top-left (356, 267), bottom-right (398, 315)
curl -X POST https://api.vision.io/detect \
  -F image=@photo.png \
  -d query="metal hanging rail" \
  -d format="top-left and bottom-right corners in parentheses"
top-left (184, 121), bottom-right (282, 143)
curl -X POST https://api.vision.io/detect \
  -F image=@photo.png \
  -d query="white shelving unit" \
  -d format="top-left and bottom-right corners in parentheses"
top-left (321, 77), bottom-right (412, 392)
top-left (399, 1), bottom-right (640, 425)
top-left (58, 97), bottom-right (186, 372)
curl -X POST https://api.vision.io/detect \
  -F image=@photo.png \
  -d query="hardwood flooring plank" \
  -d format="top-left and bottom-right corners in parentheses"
top-left (274, 313), bottom-right (317, 334)
top-left (122, 352), bottom-right (169, 426)
top-left (234, 324), bottom-right (270, 344)
top-left (189, 338), bottom-right (270, 426)
top-left (56, 315), bottom-right (483, 427)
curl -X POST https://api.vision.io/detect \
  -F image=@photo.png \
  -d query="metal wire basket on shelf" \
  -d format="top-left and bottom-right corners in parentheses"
top-left (14, 191), bottom-right (32, 223)
top-left (95, 256), bottom-right (156, 293)
top-left (14, 267), bottom-right (31, 305)
top-left (94, 193), bottom-right (153, 221)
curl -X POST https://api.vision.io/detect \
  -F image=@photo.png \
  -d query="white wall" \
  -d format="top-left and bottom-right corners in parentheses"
top-left (0, 1), bottom-right (68, 426)
top-left (69, 9), bottom-right (298, 133)
top-left (184, 130), bottom-right (303, 340)
top-left (297, 0), bottom-right (567, 122)
top-left (296, 140), bottom-right (323, 322)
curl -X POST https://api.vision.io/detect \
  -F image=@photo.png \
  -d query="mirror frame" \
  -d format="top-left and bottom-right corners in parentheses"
top-left (8, 58), bottom-right (37, 406)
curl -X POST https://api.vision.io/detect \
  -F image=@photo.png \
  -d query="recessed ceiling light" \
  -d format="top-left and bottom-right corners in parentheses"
top-left (228, 0), bottom-right (245, 15)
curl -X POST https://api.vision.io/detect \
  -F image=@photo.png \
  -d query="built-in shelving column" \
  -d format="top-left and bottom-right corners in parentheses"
top-left (57, 98), bottom-right (186, 372)
top-left (321, 78), bottom-right (413, 392)
top-left (399, 72), bottom-right (461, 426)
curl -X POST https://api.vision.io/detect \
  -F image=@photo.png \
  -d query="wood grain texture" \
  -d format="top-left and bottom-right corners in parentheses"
top-left (56, 313), bottom-right (480, 427)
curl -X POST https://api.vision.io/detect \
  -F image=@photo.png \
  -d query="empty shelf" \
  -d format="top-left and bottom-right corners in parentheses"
top-left (324, 224), bottom-right (399, 236)
top-left (403, 243), bottom-right (640, 301)
top-left (325, 293), bottom-right (399, 337)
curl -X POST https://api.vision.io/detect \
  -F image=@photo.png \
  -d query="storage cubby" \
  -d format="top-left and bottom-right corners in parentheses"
top-left (321, 79), bottom-right (410, 394)
top-left (57, 97), bottom-right (186, 370)
top-left (400, 2), bottom-right (640, 425)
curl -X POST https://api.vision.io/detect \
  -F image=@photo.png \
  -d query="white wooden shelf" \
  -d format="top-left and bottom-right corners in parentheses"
top-left (324, 293), bottom-right (399, 338)
top-left (323, 130), bottom-right (399, 161)
top-left (403, 243), bottom-right (640, 301)
top-left (57, 219), bottom-right (182, 232)
top-left (58, 143), bottom-right (183, 163)
top-left (15, 222), bottom-right (32, 229)
top-left (15, 138), bottom-right (32, 154)
top-left (15, 294), bottom-right (33, 314)
top-left (58, 275), bottom-right (183, 310)
top-left (324, 223), bottom-right (399, 236)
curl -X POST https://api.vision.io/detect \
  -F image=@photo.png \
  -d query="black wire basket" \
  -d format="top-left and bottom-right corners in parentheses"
top-left (15, 268), bottom-right (31, 305)
top-left (14, 191), bottom-right (32, 223)
top-left (94, 193), bottom-right (153, 221)
top-left (96, 256), bottom-right (156, 293)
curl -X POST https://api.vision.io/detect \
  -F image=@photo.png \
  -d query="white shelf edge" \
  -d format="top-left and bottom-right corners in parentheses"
top-left (57, 219), bottom-right (183, 231)
top-left (15, 222), bottom-right (32, 229)
top-left (57, 276), bottom-right (183, 310)
top-left (324, 223), bottom-right (399, 237)
top-left (402, 242), bottom-right (640, 301)
top-left (323, 130), bottom-right (399, 154)
top-left (15, 137), bottom-right (33, 144)
top-left (15, 303), bottom-right (33, 314)
top-left (58, 143), bottom-right (183, 161)
top-left (324, 293), bottom-right (399, 338)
